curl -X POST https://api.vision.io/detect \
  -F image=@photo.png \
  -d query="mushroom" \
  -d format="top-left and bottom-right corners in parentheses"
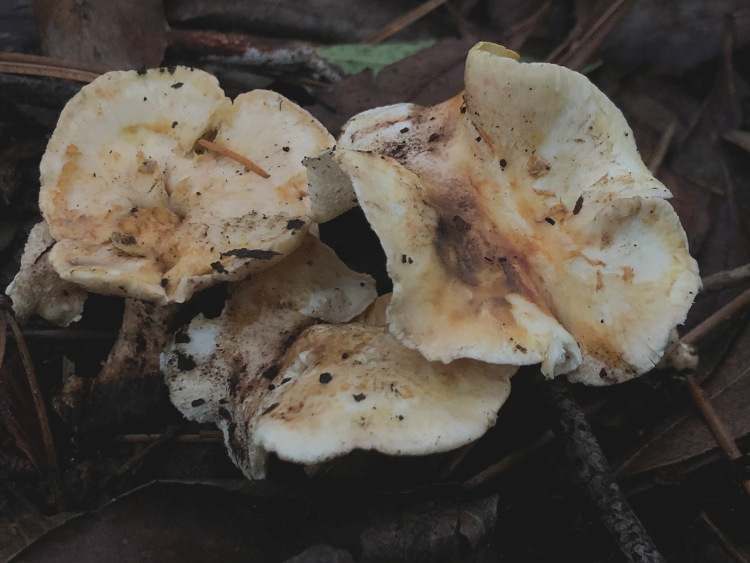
top-left (162, 237), bottom-right (513, 478)
top-left (39, 66), bottom-right (334, 304)
top-left (6, 221), bottom-right (87, 326)
top-left (317, 42), bottom-right (700, 385)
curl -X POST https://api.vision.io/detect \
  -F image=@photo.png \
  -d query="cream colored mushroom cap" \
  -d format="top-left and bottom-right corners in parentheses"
top-left (162, 235), bottom-right (378, 478)
top-left (254, 322), bottom-right (513, 465)
top-left (40, 66), bottom-right (334, 304)
top-left (333, 42), bottom-right (700, 385)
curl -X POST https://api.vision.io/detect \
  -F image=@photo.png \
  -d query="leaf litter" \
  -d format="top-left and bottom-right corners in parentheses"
top-left (1, 0), bottom-right (750, 561)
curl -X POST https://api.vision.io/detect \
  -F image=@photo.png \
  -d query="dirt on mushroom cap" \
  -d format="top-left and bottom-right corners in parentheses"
top-left (330, 42), bottom-right (700, 385)
top-left (161, 234), bottom-right (378, 478)
top-left (39, 66), bottom-right (335, 304)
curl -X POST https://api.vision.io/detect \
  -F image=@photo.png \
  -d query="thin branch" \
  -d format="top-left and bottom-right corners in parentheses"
top-left (463, 397), bottom-right (610, 489)
top-left (547, 0), bottom-right (636, 70)
top-left (701, 263), bottom-right (750, 294)
top-left (463, 430), bottom-right (553, 490)
top-left (197, 139), bottom-right (270, 179)
top-left (680, 287), bottom-right (750, 345)
top-left (1, 307), bottom-right (65, 512)
top-left (0, 52), bottom-right (101, 83)
top-left (534, 375), bottom-right (666, 563)
top-left (102, 424), bottom-right (184, 489)
top-left (115, 430), bottom-right (223, 443)
top-left (363, 0), bottom-right (449, 45)
top-left (700, 511), bottom-right (750, 563)
top-left (685, 373), bottom-right (750, 495)
top-left (648, 115), bottom-right (678, 174)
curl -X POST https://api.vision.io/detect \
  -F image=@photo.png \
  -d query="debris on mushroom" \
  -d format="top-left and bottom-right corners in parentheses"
top-left (253, 322), bottom-right (513, 468)
top-left (161, 234), bottom-right (378, 477)
top-left (6, 221), bottom-right (87, 326)
top-left (318, 42), bottom-right (700, 385)
top-left (39, 66), bottom-right (335, 304)
top-left (162, 235), bottom-right (513, 478)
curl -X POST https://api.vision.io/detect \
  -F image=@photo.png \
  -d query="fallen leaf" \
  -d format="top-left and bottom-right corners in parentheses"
top-left (0, 354), bottom-right (45, 471)
top-left (310, 38), bottom-right (476, 134)
top-left (616, 318), bottom-right (750, 477)
top-left (314, 41), bottom-right (436, 76)
top-left (603, 0), bottom-right (750, 72)
top-left (15, 481), bottom-right (499, 562)
top-left (33, 0), bottom-right (168, 69)
top-left (165, 0), bottom-right (450, 43)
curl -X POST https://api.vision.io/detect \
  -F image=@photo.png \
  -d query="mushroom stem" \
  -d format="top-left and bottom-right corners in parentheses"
top-left (533, 372), bottom-right (666, 563)
top-left (197, 138), bottom-right (270, 179)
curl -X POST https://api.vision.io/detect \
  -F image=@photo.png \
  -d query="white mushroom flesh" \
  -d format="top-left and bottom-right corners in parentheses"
top-left (161, 235), bottom-right (378, 477)
top-left (6, 221), bottom-right (88, 326)
top-left (40, 67), bottom-right (335, 303)
top-left (330, 42), bottom-right (700, 384)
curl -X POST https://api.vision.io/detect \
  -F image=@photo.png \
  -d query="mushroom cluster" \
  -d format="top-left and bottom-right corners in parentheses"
top-left (8, 43), bottom-right (700, 479)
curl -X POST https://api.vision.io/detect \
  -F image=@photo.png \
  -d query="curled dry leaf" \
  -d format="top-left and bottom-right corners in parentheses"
top-left (39, 66), bottom-right (334, 304)
top-left (6, 221), bottom-right (87, 326)
top-left (321, 42), bottom-right (700, 385)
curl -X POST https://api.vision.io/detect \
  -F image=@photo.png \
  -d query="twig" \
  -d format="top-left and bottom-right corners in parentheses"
top-left (196, 138), bottom-right (270, 179)
top-left (10, 329), bottom-right (118, 340)
top-left (463, 397), bottom-right (610, 489)
top-left (363, 0), bottom-right (449, 45)
top-left (502, 0), bottom-right (554, 53)
top-left (464, 430), bottom-right (553, 490)
top-left (0, 302), bottom-right (65, 512)
top-left (648, 115), bottom-right (678, 174)
top-left (115, 430), bottom-right (223, 443)
top-left (534, 374), bottom-right (666, 563)
top-left (723, 130), bottom-right (750, 155)
top-left (0, 53), bottom-right (101, 83)
top-left (684, 373), bottom-right (750, 495)
top-left (700, 511), bottom-right (750, 563)
top-left (546, 0), bottom-right (637, 70)
top-left (103, 424), bottom-right (183, 488)
top-left (680, 287), bottom-right (750, 345)
top-left (701, 263), bottom-right (750, 294)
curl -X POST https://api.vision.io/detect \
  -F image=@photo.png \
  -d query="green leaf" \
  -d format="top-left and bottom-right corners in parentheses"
top-left (315, 40), bottom-right (437, 77)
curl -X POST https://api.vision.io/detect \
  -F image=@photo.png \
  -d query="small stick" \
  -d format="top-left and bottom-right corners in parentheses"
top-left (363, 0), bottom-right (448, 45)
top-left (535, 375), bottom-right (666, 563)
top-left (103, 424), bottom-right (183, 489)
top-left (0, 306), bottom-right (65, 512)
top-left (680, 287), bottom-right (750, 345)
top-left (701, 263), bottom-right (750, 294)
top-left (463, 430), bottom-right (554, 490)
top-left (648, 115), bottom-right (679, 174)
top-left (700, 511), bottom-right (750, 563)
top-left (0, 52), bottom-right (103, 83)
top-left (115, 430), bottom-right (223, 443)
top-left (197, 138), bottom-right (270, 179)
top-left (684, 373), bottom-right (750, 496)
top-left (463, 396), bottom-right (610, 489)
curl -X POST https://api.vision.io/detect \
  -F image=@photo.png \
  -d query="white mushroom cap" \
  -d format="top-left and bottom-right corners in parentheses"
top-left (6, 221), bottom-right (87, 326)
top-left (162, 235), bottom-right (513, 478)
top-left (329, 42), bottom-right (700, 385)
top-left (162, 234), bottom-right (378, 477)
top-left (254, 322), bottom-right (513, 465)
top-left (40, 66), bottom-right (334, 304)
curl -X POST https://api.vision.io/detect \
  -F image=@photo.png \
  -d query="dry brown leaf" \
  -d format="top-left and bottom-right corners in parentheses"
top-left (310, 38), bottom-right (476, 134)
top-left (617, 318), bottom-right (750, 477)
top-left (33, 0), bottom-right (168, 70)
